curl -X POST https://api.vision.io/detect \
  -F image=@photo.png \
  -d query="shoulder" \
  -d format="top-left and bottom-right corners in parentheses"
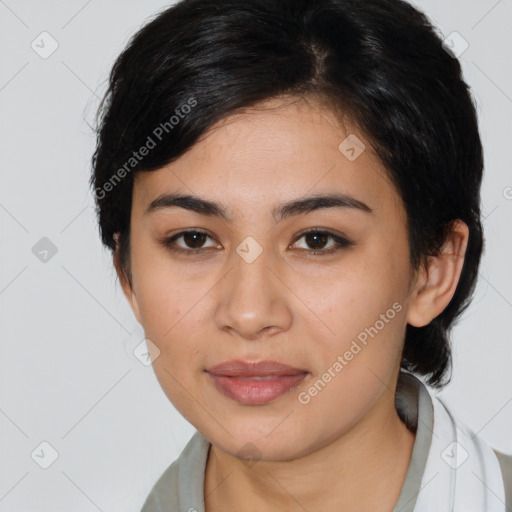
top-left (493, 448), bottom-right (512, 509)
top-left (495, 449), bottom-right (512, 475)
top-left (140, 457), bottom-right (180, 511)
top-left (140, 430), bottom-right (210, 512)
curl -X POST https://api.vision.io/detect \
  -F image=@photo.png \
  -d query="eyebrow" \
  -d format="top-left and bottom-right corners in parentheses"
top-left (145, 192), bottom-right (373, 222)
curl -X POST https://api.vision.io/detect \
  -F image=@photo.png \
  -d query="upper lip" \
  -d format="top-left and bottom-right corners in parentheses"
top-left (206, 360), bottom-right (308, 377)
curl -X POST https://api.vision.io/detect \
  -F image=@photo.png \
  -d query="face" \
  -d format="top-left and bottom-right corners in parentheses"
top-left (120, 95), bottom-right (418, 461)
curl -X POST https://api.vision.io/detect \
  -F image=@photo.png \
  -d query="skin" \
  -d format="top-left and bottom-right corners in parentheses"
top-left (116, 95), bottom-right (469, 511)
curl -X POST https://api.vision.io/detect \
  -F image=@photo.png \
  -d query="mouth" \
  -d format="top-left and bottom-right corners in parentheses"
top-left (205, 359), bottom-right (309, 405)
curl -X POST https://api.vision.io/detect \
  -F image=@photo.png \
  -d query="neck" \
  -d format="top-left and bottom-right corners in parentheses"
top-left (204, 387), bottom-right (416, 512)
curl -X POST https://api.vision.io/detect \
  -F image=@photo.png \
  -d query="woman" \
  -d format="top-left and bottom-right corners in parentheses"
top-left (90, 0), bottom-right (512, 510)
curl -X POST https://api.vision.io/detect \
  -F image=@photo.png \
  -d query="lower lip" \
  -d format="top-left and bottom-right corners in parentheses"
top-left (207, 372), bottom-right (308, 405)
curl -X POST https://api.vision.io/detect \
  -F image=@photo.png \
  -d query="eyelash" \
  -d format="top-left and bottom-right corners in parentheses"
top-left (160, 228), bottom-right (353, 257)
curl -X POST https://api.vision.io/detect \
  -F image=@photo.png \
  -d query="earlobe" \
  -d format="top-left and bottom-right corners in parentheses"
top-left (122, 280), bottom-right (142, 325)
top-left (407, 220), bottom-right (469, 328)
top-left (113, 234), bottom-right (142, 325)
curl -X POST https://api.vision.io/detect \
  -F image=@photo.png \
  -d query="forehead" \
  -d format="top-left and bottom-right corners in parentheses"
top-left (132, 95), bottom-right (399, 220)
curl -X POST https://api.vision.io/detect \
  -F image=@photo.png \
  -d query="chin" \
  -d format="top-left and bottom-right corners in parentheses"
top-left (205, 422), bottom-right (312, 462)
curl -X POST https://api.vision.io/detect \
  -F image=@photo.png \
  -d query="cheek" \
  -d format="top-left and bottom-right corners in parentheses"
top-left (310, 280), bottom-right (406, 375)
top-left (129, 240), bottom-right (198, 349)
top-left (304, 237), bottom-right (410, 372)
top-left (132, 259), bottom-right (208, 416)
top-left (292, 271), bottom-right (408, 444)
top-left (312, 238), bottom-right (408, 323)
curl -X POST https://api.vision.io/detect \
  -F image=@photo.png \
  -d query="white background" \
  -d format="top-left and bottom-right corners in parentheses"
top-left (0, 0), bottom-right (511, 510)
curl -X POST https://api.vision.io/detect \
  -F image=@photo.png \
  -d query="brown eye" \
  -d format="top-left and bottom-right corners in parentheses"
top-left (161, 228), bottom-right (353, 258)
top-left (180, 231), bottom-right (208, 249)
top-left (162, 230), bottom-right (219, 255)
top-left (304, 231), bottom-right (330, 250)
top-left (292, 229), bottom-right (353, 256)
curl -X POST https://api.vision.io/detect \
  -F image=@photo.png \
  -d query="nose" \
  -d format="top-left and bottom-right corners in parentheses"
top-left (214, 244), bottom-right (293, 341)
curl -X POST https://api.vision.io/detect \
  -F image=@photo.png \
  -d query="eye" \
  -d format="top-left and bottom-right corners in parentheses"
top-left (160, 228), bottom-right (353, 257)
top-left (161, 229), bottom-right (220, 255)
top-left (291, 228), bottom-right (353, 256)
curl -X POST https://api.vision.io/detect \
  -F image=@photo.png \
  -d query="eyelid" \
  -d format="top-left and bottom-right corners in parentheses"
top-left (292, 227), bottom-right (351, 244)
top-left (290, 228), bottom-right (353, 255)
top-left (163, 229), bottom-right (220, 252)
top-left (160, 227), bottom-right (354, 256)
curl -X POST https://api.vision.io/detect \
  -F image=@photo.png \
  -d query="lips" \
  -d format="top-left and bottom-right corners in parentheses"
top-left (206, 359), bottom-right (308, 377)
top-left (206, 360), bottom-right (309, 405)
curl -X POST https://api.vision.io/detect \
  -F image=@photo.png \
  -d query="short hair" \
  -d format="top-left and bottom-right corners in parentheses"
top-left (90, 0), bottom-right (484, 389)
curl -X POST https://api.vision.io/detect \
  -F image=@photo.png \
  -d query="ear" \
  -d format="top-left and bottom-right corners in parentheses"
top-left (407, 220), bottom-right (469, 327)
top-left (113, 233), bottom-right (142, 324)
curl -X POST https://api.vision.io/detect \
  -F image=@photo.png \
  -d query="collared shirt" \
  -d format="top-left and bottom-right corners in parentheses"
top-left (140, 372), bottom-right (512, 511)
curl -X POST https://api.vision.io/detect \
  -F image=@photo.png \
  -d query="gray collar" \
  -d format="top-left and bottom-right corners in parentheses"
top-left (393, 371), bottom-right (434, 512)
